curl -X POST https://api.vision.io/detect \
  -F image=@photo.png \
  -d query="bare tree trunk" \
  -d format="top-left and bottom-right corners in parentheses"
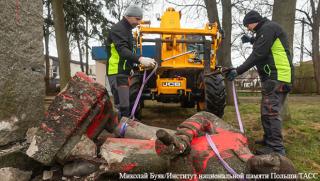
top-left (311, 24), bottom-right (320, 94)
top-left (204, 0), bottom-right (220, 26)
top-left (272, 0), bottom-right (297, 121)
top-left (77, 39), bottom-right (84, 72)
top-left (44, 28), bottom-right (50, 94)
top-left (43, 0), bottom-right (51, 94)
top-left (272, 0), bottom-right (296, 52)
top-left (221, 0), bottom-right (234, 105)
top-left (85, 15), bottom-right (89, 75)
top-left (204, 0), bottom-right (223, 65)
top-left (76, 32), bottom-right (84, 72)
top-left (52, 0), bottom-right (71, 89)
top-left (310, 0), bottom-right (320, 94)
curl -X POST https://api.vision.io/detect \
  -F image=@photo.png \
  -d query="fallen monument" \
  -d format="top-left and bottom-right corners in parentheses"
top-left (3, 72), bottom-right (296, 181)
top-left (26, 72), bottom-right (117, 165)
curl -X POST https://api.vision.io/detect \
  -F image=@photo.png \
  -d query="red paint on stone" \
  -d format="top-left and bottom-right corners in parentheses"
top-left (121, 163), bottom-right (137, 172)
top-left (76, 72), bottom-right (95, 83)
top-left (140, 140), bottom-right (155, 150)
top-left (40, 123), bottom-right (54, 133)
top-left (86, 102), bottom-right (105, 138)
top-left (60, 94), bottom-right (73, 101)
top-left (190, 128), bottom-right (250, 174)
top-left (155, 141), bottom-right (167, 155)
top-left (86, 97), bottom-right (115, 138)
top-left (112, 149), bottom-right (126, 155)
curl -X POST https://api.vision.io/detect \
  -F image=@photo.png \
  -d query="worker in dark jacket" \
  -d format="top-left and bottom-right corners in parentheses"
top-left (106, 5), bottom-right (156, 118)
top-left (226, 10), bottom-right (294, 155)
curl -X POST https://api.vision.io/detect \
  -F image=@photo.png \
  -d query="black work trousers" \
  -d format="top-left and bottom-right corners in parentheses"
top-left (261, 79), bottom-right (291, 154)
top-left (108, 74), bottom-right (130, 118)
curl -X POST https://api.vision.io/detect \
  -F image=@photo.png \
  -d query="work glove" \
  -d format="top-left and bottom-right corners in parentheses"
top-left (139, 57), bottom-right (156, 69)
top-left (241, 34), bottom-right (255, 44)
top-left (226, 69), bottom-right (238, 81)
top-left (155, 129), bottom-right (190, 160)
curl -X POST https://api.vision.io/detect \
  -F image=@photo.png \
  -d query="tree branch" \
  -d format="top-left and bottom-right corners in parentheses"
top-left (296, 8), bottom-right (313, 25)
top-left (165, 0), bottom-right (206, 8)
top-left (310, 0), bottom-right (316, 18)
top-left (304, 46), bottom-right (312, 57)
top-left (295, 18), bottom-right (312, 26)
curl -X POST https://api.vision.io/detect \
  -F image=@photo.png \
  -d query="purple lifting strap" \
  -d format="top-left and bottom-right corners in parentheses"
top-left (204, 81), bottom-right (246, 180)
top-left (130, 63), bottom-right (158, 119)
top-left (119, 122), bottom-right (128, 137)
top-left (206, 134), bottom-right (246, 181)
top-left (232, 81), bottom-right (244, 133)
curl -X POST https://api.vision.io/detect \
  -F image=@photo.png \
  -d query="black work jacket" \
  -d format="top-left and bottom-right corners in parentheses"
top-left (236, 18), bottom-right (294, 83)
top-left (106, 18), bottom-right (140, 76)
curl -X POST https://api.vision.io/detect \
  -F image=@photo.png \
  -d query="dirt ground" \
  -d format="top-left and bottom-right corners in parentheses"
top-left (139, 101), bottom-right (196, 130)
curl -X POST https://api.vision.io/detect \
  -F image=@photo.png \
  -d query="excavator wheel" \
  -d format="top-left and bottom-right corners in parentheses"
top-left (197, 73), bottom-right (226, 118)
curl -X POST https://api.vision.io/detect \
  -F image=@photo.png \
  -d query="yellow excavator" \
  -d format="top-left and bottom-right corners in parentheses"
top-left (130, 7), bottom-right (226, 119)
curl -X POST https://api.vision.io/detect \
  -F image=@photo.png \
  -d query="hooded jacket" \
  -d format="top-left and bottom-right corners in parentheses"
top-left (237, 18), bottom-right (294, 83)
top-left (106, 18), bottom-right (140, 76)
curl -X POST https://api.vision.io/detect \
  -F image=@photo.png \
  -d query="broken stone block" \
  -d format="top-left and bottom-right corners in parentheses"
top-left (26, 72), bottom-right (115, 165)
top-left (42, 170), bottom-right (53, 180)
top-left (87, 99), bottom-right (118, 138)
top-left (26, 127), bottom-right (38, 144)
top-left (0, 0), bottom-right (45, 146)
top-left (114, 117), bottom-right (175, 140)
top-left (0, 142), bottom-right (44, 175)
top-left (55, 94), bottom-right (112, 164)
top-left (68, 134), bottom-right (97, 159)
top-left (0, 167), bottom-right (32, 181)
top-left (31, 166), bottom-right (62, 181)
top-left (100, 138), bottom-right (169, 174)
top-left (63, 160), bottom-right (98, 177)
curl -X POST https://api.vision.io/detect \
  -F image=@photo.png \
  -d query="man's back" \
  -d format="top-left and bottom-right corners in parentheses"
top-left (253, 19), bottom-right (294, 83)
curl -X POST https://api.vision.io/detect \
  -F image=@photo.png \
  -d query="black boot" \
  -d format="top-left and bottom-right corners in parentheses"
top-left (254, 139), bottom-right (267, 146)
top-left (255, 146), bottom-right (274, 155)
top-left (256, 146), bottom-right (286, 156)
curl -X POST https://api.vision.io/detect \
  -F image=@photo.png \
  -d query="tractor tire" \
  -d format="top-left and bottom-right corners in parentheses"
top-left (198, 74), bottom-right (226, 118)
top-left (129, 74), bottom-right (143, 120)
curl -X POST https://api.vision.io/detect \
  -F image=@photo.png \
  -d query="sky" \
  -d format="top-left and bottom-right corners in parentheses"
top-left (47, 0), bottom-right (314, 66)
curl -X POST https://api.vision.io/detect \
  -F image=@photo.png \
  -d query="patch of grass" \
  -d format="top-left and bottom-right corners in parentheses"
top-left (237, 92), bottom-right (261, 97)
top-left (224, 96), bottom-right (320, 173)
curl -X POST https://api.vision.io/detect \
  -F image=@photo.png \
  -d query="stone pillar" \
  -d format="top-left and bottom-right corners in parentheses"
top-left (0, 1), bottom-right (44, 145)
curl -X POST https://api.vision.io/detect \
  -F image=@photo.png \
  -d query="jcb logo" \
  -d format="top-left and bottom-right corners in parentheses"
top-left (162, 82), bottom-right (181, 87)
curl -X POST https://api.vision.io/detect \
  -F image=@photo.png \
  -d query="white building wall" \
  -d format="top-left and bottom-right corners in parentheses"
top-left (95, 61), bottom-right (111, 95)
top-left (70, 63), bottom-right (83, 77)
